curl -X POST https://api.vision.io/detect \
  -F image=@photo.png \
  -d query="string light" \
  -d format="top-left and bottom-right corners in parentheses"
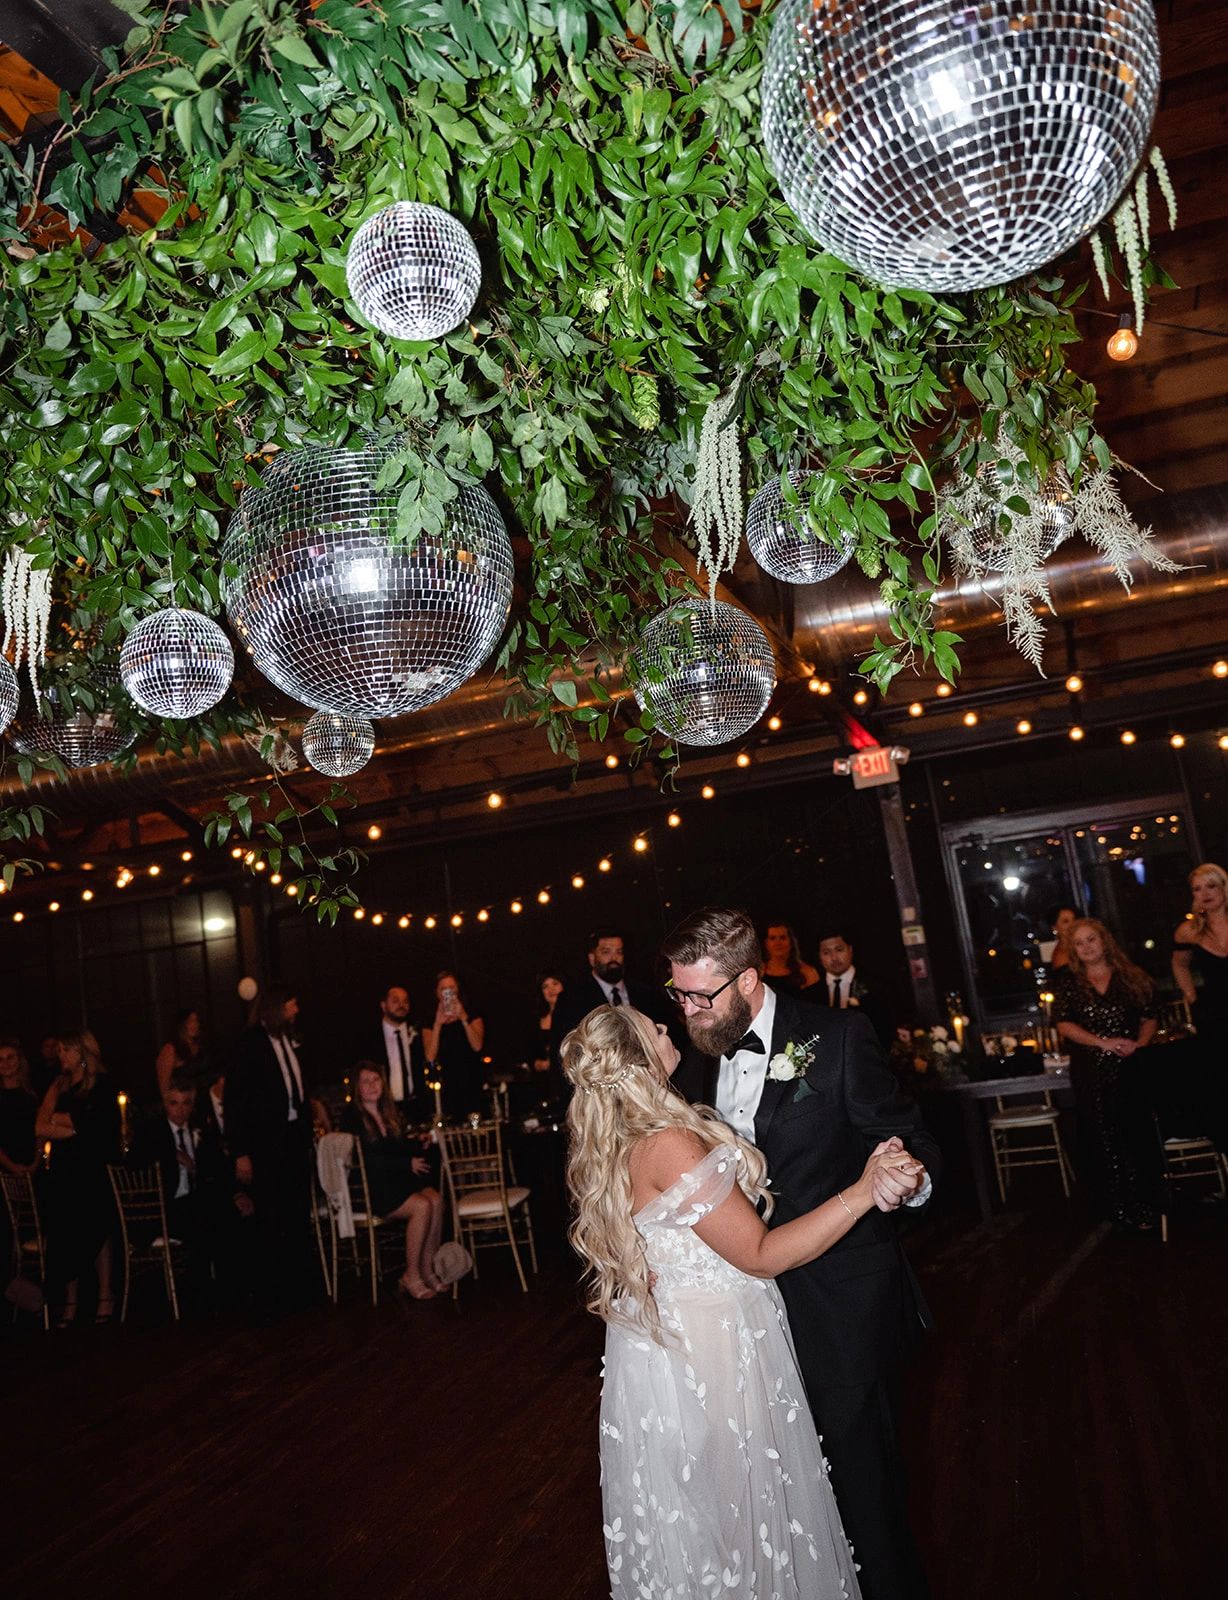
top-left (1015, 719), bottom-right (1032, 735)
top-left (808, 677), bottom-right (831, 695)
top-left (476, 909), bottom-right (489, 923)
top-left (148, 863), bottom-right (161, 876)
top-left (962, 710), bottom-right (979, 728)
top-left (486, 791), bottom-right (504, 809)
top-left (1065, 673), bottom-right (1083, 694)
top-left (597, 858), bottom-right (612, 873)
top-left (48, 900), bottom-right (60, 912)
top-left (180, 850), bottom-right (193, 862)
top-left (450, 913), bottom-right (463, 928)
top-left (81, 889), bottom-right (94, 902)
top-left (1120, 729), bottom-right (1136, 745)
top-left (270, 872), bottom-right (282, 885)
top-left (371, 912), bottom-right (384, 926)
top-left (536, 889), bottom-right (550, 905)
top-left (736, 752), bottom-right (751, 768)
top-left (230, 847), bottom-right (243, 859)
top-left (1069, 725), bottom-right (1085, 742)
top-left (353, 907), bottom-right (365, 920)
top-left (935, 683), bottom-right (952, 698)
top-left (398, 915), bottom-right (410, 929)
top-left (424, 914), bottom-right (438, 929)
top-left (633, 836), bottom-right (649, 853)
top-left (286, 884), bottom-right (299, 897)
top-left (604, 752), bottom-right (620, 769)
top-left (0, 881), bottom-right (6, 894)
top-left (254, 860), bottom-right (266, 872)
top-left (1106, 314), bottom-right (1138, 362)
top-left (667, 812), bottom-right (681, 828)
top-left (1219, 735), bottom-right (1228, 752)
top-left (1213, 660), bottom-right (1228, 680)
top-left (908, 702), bottom-right (923, 718)
top-left (571, 874), bottom-right (585, 889)
top-left (701, 784), bottom-right (716, 800)
top-left (13, 910), bottom-right (23, 922)
top-left (510, 899), bottom-right (523, 914)
top-left (767, 715), bottom-right (782, 731)
top-left (1169, 732), bottom-right (1186, 749)
top-left (852, 689), bottom-right (869, 706)
top-left (367, 823), bottom-right (383, 841)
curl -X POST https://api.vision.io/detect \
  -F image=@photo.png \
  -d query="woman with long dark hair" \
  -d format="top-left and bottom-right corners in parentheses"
top-left (1056, 919), bottom-right (1160, 1229)
top-left (760, 922), bottom-right (820, 993)
top-left (155, 1008), bottom-right (205, 1094)
top-left (531, 972), bottom-right (565, 1072)
top-left (422, 971), bottom-right (485, 1118)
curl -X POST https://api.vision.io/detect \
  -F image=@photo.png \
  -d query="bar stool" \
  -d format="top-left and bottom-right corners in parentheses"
top-left (988, 1091), bottom-right (1073, 1202)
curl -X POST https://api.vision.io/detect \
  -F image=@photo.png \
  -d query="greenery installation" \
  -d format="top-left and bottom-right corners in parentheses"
top-left (0, 0), bottom-right (1168, 911)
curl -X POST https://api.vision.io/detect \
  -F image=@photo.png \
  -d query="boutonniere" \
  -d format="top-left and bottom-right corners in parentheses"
top-left (767, 1035), bottom-right (822, 1099)
top-left (846, 995), bottom-right (860, 1007)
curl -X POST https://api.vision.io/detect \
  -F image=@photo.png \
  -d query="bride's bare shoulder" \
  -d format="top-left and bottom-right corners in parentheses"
top-left (630, 1127), bottom-right (711, 1191)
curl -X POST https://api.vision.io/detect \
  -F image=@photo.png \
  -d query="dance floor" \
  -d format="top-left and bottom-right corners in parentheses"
top-left (6, 1195), bottom-right (1224, 1600)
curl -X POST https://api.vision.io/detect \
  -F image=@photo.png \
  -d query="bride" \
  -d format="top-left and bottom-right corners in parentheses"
top-left (563, 1005), bottom-right (923, 1600)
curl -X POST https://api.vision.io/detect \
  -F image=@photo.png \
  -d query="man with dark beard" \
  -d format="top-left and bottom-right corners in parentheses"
top-left (550, 929), bottom-right (664, 1076)
top-left (663, 907), bottom-right (940, 1600)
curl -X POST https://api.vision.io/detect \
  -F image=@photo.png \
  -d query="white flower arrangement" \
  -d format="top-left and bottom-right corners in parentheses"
top-left (767, 1035), bottom-right (821, 1083)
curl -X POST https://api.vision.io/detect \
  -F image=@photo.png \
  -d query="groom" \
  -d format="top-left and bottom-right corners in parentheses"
top-left (663, 907), bottom-right (939, 1600)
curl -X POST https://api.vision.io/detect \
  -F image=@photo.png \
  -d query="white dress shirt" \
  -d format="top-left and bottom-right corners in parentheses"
top-left (715, 984), bottom-right (778, 1142)
top-left (170, 1119), bottom-right (196, 1199)
top-left (382, 1018), bottom-right (416, 1100)
top-left (594, 975), bottom-right (630, 1008)
top-left (267, 1029), bottom-right (303, 1121)
top-left (826, 966), bottom-right (856, 1008)
top-left (209, 1089), bottom-right (225, 1135)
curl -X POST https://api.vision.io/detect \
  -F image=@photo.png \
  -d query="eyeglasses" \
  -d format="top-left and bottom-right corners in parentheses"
top-left (664, 971), bottom-right (747, 1010)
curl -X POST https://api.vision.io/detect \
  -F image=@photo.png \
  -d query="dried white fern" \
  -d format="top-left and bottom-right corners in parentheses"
top-left (1074, 469), bottom-right (1183, 587)
top-left (689, 376), bottom-right (744, 594)
top-left (1, 546), bottom-right (53, 696)
top-left (1092, 145), bottom-right (1178, 333)
top-left (245, 718), bottom-right (299, 774)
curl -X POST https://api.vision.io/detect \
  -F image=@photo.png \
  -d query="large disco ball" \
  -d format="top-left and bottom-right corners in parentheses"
top-left (633, 599), bottom-right (776, 747)
top-left (10, 671), bottom-right (137, 769)
top-left (119, 607), bottom-right (234, 719)
top-left (223, 445), bottom-right (514, 719)
top-left (761, 0), bottom-right (1160, 292)
top-left (0, 657), bottom-right (17, 735)
top-left (302, 711), bottom-right (375, 777)
top-left (955, 464), bottom-right (1075, 571)
top-left (746, 471), bottom-right (856, 584)
top-left (346, 202), bottom-right (481, 341)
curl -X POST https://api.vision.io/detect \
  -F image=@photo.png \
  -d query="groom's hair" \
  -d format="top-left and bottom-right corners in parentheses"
top-left (661, 908), bottom-right (761, 978)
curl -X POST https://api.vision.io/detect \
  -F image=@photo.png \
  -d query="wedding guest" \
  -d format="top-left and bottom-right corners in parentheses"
top-left (155, 1009), bottom-right (206, 1094)
top-left (1056, 918), bottom-right (1160, 1230)
top-left (761, 922), bottom-right (820, 993)
top-left (362, 985), bottom-right (427, 1117)
top-left (32, 1034), bottom-right (62, 1099)
top-left (1171, 862), bottom-right (1228, 1051)
top-left (227, 985), bottom-right (317, 1311)
top-left (565, 1003), bottom-right (920, 1600)
top-left (195, 1069), bottom-right (256, 1297)
top-left (0, 1037), bottom-right (38, 1175)
top-left (817, 929), bottom-right (893, 1045)
top-left (1046, 904), bottom-right (1079, 970)
top-left (551, 929), bottom-right (664, 1074)
top-left (35, 1030), bottom-right (121, 1326)
top-left (530, 973), bottom-right (565, 1072)
top-left (664, 907), bottom-right (938, 1600)
top-left (342, 1063), bottom-right (444, 1299)
top-left (422, 971), bottom-right (485, 1119)
top-left (127, 1085), bottom-right (212, 1283)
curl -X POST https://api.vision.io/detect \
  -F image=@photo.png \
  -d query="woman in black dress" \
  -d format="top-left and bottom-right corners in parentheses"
top-left (531, 973), bottom-right (565, 1073)
top-left (761, 923), bottom-right (820, 994)
top-left (34, 1030), bottom-right (121, 1323)
top-left (0, 1035), bottom-right (38, 1175)
top-left (422, 971), bottom-right (486, 1119)
top-left (1056, 919), bottom-right (1160, 1230)
top-left (1171, 862), bottom-right (1228, 1049)
top-left (342, 1063), bottom-right (444, 1299)
top-left (155, 1008), bottom-right (207, 1095)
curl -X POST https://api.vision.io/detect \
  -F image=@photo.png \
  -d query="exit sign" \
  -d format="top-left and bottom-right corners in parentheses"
top-left (850, 747), bottom-right (899, 789)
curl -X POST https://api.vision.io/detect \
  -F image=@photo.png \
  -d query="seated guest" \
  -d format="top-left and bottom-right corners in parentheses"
top-left (128, 1085), bottom-right (213, 1283)
top-left (366, 985), bottom-right (428, 1118)
top-left (342, 1063), bottom-right (444, 1299)
top-left (817, 930), bottom-right (893, 1045)
top-left (35, 1030), bottom-right (121, 1326)
top-left (761, 922), bottom-right (820, 993)
top-left (195, 1070), bottom-right (256, 1297)
top-left (531, 973), bottom-right (565, 1072)
top-left (155, 1008), bottom-right (207, 1095)
top-left (0, 1036), bottom-right (38, 1175)
top-left (423, 971), bottom-right (486, 1119)
top-left (1056, 918), bottom-right (1160, 1231)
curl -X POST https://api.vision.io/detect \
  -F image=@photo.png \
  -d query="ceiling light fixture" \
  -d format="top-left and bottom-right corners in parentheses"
top-left (1106, 313), bottom-right (1138, 362)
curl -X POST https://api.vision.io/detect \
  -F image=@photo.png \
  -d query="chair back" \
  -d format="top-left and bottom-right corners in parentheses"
top-left (108, 1164), bottom-right (170, 1236)
top-left (316, 1131), bottom-right (358, 1238)
top-left (1157, 996), bottom-right (1193, 1035)
top-left (1, 1170), bottom-right (44, 1255)
top-left (994, 1090), bottom-right (1054, 1114)
top-left (439, 1121), bottom-right (508, 1208)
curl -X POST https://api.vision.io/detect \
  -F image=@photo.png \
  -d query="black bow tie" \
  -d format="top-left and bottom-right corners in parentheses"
top-left (728, 1032), bottom-right (765, 1056)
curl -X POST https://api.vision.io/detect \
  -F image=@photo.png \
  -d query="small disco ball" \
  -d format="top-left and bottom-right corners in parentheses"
top-left (962, 464), bottom-right (1075, 571)
top-left (302, 711), bottom-right (375, 777)
top-left (223, 444), bottom-right (514, 719)
top-left (346, 202), bottom-right (481, 341)
top-left (745, 471), bottom-right (856, 585)
top-left (633, 599), bottom-right (776, 748)
top-left (761, 0), bottom-right (1160, 292)
top-left (9, 671), bottom-right (136, 769)
top-left (119, 606), bottom-right (234, 719)
top-left (0, 657), bottom-right (17, 735)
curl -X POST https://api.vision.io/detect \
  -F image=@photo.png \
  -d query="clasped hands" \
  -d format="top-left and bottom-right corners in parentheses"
top-left (864, 1136), bottom-right (927, 1213)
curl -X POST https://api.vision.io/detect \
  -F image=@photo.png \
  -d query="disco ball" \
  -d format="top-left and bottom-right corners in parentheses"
top-left (957, 464), bottom-right (1075, 571)
top-left (761, 0), bottom-right (1160, 292)
top-left (633, 599), bottom-right (776, 747)
top-left (0, 657), bottom-right (17, 736)
top-left (302, 711), bottom-right (375, 777)
top-left (223, 445), bottom-right (514, 719)
top-left (9, 671), bottom-right (136, 769)
top-left (745, 471), bottom-right (856, 584)
top-left (119, 607), bottom-right (234, 719)
top-left (346, 202), bottom-right (481, 341)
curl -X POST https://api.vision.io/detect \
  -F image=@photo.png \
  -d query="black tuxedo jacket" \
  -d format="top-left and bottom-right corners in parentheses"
top-left (550, 973), bottom-right (665, 1066)
top-left (672, 988), bottom-right (941, 1388)
top-left (127, 1118), bottom-right (222, 1206)
top-left (360, 1024), bottom-right (428, 1113)
top-left (226, 1027), bottom-right (313, 1165)
top-left (814, 970), bottom-right (896, 1048)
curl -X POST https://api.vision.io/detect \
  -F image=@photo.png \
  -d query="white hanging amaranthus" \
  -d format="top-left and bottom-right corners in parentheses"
top-left (1092, 146), bottom-right (1178, 333)
top-left (688, 375), bottom-right (745, 595)
top-left (244, 718), bottom-right (299, 774)
top-left (1, 547), bottom-right (53, 697)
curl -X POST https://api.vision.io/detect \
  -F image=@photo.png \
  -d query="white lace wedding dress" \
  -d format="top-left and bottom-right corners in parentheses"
top-left (598, 1146), bottom-right (861, 1600)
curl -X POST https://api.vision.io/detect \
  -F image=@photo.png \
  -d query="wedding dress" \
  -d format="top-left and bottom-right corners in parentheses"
top-left (599, 1146), bottom-right (861, 1600)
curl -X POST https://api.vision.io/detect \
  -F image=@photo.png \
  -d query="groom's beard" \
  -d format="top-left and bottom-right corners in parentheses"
top-left (685, 990), bottom-right (753, 1058)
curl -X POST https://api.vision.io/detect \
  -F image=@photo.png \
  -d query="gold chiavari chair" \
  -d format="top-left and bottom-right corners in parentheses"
top-left (107, 1164), bottom-right (184, 1322)
top-left (1, 1170), bottom-right (49, 1330)
top-left (438, 1120), bottom-right (536, 1294)
top-left (987, 1090), bottom-right (1074, 1203)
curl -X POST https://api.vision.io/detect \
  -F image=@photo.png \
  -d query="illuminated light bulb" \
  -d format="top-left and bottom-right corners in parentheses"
top-left (81, 889), bottom-right (94, 902)
top-left (1170, 732), bottom-right (1186, 749)
top-left (231, 847), bottom-right (243, 859)
top-left (367, 824), bottom-right (383, 841)
top-left (0, 881), bottom-right (6, 893)
top-left (962, 710), bottom-right (979, 728)
top-left (701, 784), bottom-right (716, 800)
top-left (935, 682), bottom-right (953, 698)
top-left (450, 913), bottom-right (463, 928)
top-left (633, 836), bottom-right (649, 853)
top-left (81, 861), bottom-right (94, 871)
top-left (1120, 729), bottom-right (1136, 745)
top-left (13, 910), bottom-right (24, 922)
top-left (1219, 735), bottom-right (1228, 752)
top-left (597, 858), bottom-right (612, 873)
top-left (853, 689), bottom-right (869, 706)
top-left (49, 900), bottom-right (60, 912)
top-left (767, 715), bottom-right (782, 731)
top-left (1003, 875), bottom-right (1021, 891)
top-left (398, 915), bottom-right (410, 929)
top-left (1016, 719), bottom-right (1032, 735)
top-left (809, 677), bottom-right (832, 695)
top-left (736, 752), bottom-right (751, 768)
top-left (1069, 725), bottom-right (1085, 742)
top-left (148, 864), bottom-right (161, 877)
top-left (1212, 660), bottom-right (1228, 680)
top-left (571, 874), bottom-right (585, 889)
top-left (244, 851), bottom-right (256, 866)
top-left (353, 907), bottom-right (366, 920)
top-left (270, 873), bottom-right (282, 885)
top-left (254, 860), bottom-right (266, 872)
top-left (180, 850), bottom-right (193, 862)
top-left (667, 812), bottom-right (681, 828)
top-left (486, 791), bottom-right (504, 809)
top-left (536, 889), bottom-right (551, 905)
top-left (477, 909), bottom-right (489, 923)
top-left (1106, 315), bottom-right (1138, 362)
top-left (424, 915), bottom-right (438, 929)
top-left (371, 912), bottom-right (384, 926)
top-left (908, 702), bottom-right (923, 718)
top-left (1065, 673), bottom-right (1083, 694)
top-left (510, 899), bottom-right (523, 914)
top-left (604, 752), bottom-right (620, 769)
top-left (286, 884), bottom-right (299, 897)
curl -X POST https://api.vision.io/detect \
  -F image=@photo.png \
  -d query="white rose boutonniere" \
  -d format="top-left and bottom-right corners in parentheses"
top-left (846, 995), bottom-right (860, 1007)
top-left (767, 1036), bottom-right (822, 1100)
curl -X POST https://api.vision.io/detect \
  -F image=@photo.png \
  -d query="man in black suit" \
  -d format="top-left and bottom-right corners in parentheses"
top-left (817, 928), bottom-right (895, 1047)
top-left (550, 929), bottom-right (663, 1070)
top-left (664, 907), bottom-right (939, 1600)
top-left (226, 984), bottom-right (316, 1312)
top-left (364, 984), bottom-right (429, 1119)
top-left (128, 1084), bottom-right (215, 1289)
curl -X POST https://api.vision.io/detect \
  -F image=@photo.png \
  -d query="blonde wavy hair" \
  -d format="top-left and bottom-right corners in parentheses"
top-left (1188, 862), bottom-right (1228, 938)
top-left (563, 1005), bottom-right (770, 1344)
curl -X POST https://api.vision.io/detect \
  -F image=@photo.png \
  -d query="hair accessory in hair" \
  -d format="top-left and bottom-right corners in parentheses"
top-left (579, 1063), bottom-right (632, 1094)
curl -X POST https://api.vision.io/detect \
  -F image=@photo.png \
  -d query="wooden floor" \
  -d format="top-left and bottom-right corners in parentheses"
top-left (6, 1193), bottom-right (1225, 1600)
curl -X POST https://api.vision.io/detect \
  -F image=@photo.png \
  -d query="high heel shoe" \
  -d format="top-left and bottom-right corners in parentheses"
top-left (398, 1271), bottom-right (436, 1300)
top-left (55, 1298), bottom-right (78, 1330)
top-left (94, 1296), bottom-right (115, 1325)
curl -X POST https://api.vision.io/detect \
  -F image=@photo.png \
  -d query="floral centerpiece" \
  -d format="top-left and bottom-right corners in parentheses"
top-left (890, 1024), bottom-right (967, 1086)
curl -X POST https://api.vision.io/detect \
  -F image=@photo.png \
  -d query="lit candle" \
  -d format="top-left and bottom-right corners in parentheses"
top-left (43, 1140), bottom-right (52, 1168)
top-left (952, 1014), bottom-right (965, 1050)
top-left (117, 1091), bottom-right (130, 1151)
top-left (431, 1078), bottom-right (443, 1124)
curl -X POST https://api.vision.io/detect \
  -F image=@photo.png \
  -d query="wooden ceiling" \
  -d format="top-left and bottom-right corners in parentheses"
top-left (2, 0), bottom-right (1227, 866)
